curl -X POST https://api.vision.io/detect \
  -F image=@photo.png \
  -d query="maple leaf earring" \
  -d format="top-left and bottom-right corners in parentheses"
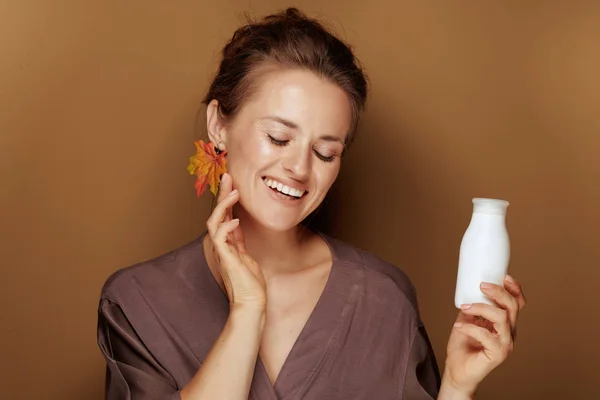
top-left (186, 140), bottom-right (228, 197)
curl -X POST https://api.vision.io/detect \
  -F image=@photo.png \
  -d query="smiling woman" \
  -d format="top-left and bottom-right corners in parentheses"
top-left (207, 67), bottom-right (352, 231)
top-left (96, 7), bottom-right (526, 400)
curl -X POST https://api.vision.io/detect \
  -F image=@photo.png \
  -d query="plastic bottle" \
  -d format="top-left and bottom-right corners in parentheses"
top-left (454, 198), bottom-right (510, 308)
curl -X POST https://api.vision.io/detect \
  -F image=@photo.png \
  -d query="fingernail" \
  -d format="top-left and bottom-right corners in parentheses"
top-left (505, 274), bottom-right (515, 284)
top-left (229, 189), bottom-right (238, 196)
top-left (480, 282), bottom-right (493, 290)
top-left (454, 322), bottom-right (463, 328)
top-left (221, 173), bottom-right (228, 183)
top-left (460, 304), bottom-right (472, 310)
top-left (231, 218), bottom-right (239, 224)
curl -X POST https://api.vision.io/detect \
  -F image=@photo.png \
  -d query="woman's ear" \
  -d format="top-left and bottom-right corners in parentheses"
top-left (206, 99), bottom-right (227, 147)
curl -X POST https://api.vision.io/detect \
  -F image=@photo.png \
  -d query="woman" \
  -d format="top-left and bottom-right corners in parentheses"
top-left (97, 8), bottom-right (526, 400)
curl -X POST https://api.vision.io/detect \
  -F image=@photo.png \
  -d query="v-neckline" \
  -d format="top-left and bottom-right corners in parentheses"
top-left (257, 231), bottom-right (338, 396)
top-left (199, 230), bottom-right (359, 400)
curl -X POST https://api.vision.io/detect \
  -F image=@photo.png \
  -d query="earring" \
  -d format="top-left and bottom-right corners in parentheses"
top-left (187, 139), bottom-right (227, 197)
top-left (214, 142), bottom-right (225, 155)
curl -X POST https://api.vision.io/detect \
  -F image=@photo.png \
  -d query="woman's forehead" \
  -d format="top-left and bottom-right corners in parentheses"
top-left (241, 69), bottom-right (352, 137)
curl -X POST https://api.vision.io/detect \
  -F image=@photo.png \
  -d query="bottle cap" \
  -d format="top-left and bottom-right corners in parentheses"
top-left (472, 198), bottom-right (509, 215)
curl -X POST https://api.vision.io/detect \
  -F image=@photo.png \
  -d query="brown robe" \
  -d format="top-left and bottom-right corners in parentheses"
top-left (97, 231), bottom-right (441, 399)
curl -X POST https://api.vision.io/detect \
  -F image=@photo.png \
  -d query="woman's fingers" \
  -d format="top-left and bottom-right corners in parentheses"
top-left (480, 282), bottom-right (520, 333)
top-left (232, 221), bottom-right (247, 254)
top-left (459, 303), bottom-right (512, 346)
top-left (504, 274), bottom-right (527, 311)
top-left (453, 321), bottom-right (510, 363)
top-left (206, 189), bottom-right (239, 236)
top-left (207, 188), bottom-right (240, 269)
top-left (212, 218), bottom-right (240, 264)
top-left (218, 173), bottom-right (246, 253)
top-left (216, 173), bottom-right (237, 244)
top-left (217, 173), bottom-right (233, 202)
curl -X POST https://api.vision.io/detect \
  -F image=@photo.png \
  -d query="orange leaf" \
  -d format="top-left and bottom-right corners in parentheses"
top-left (187, 140), bottom-right (227, 197)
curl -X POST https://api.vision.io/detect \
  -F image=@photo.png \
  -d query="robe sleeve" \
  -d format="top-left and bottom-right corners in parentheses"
top-left (97, 297), bottom-right (182, 400)
top-left (402, 324), bottom-right (441, 399)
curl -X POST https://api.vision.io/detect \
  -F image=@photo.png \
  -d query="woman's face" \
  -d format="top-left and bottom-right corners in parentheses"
top-left (210, 68), bottom-right (352, 232)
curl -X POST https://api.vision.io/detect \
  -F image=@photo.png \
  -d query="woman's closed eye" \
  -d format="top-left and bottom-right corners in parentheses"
top-left (313, 149), bottom-right (338, 162)
top-left (266, 133), bottom-right (289, 146)
top-left (266, 134), bottom-right (340, 163)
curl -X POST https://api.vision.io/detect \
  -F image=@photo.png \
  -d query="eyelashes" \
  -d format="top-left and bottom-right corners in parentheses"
top-left (266, 134), bottom-right (337, 163)
top-left (267, 134), bottom-right (288, 147)
top-left (315, 153), bottom-right (336, 163)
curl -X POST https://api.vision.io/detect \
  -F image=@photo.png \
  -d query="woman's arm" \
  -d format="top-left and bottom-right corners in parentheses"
top-left (99, 173), bottom-right (268, 400)
top-left (98, 298), bottom-right (265, 400)
top-left (180, 305), bottom-right (265, 400)
top-left (437, 378), bottom-right (474, 400)
top-left (182, 174), bottom-right (268, 399)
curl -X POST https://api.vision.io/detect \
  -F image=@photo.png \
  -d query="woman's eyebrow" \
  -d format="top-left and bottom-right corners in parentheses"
top-left (261, 116), bottom-right (298, 130)
top-left (319, 135), bottom-right (344, 145)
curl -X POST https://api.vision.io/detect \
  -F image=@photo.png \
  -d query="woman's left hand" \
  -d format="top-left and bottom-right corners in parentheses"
top-left (441, 275), bottom-right (527, 397)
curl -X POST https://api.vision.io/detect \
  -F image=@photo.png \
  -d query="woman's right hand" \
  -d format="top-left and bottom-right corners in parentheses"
top-left (206, 173), bottom-right (267, 310)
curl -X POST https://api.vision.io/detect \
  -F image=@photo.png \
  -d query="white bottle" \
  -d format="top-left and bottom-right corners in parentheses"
top-left (454, 198), bottom-right (510, 308)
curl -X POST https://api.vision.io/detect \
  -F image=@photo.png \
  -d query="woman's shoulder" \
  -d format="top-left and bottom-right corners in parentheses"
top-left (100, 233), bottom-right (207, 302)
top-left (322, 233), bottom-right (421, 314)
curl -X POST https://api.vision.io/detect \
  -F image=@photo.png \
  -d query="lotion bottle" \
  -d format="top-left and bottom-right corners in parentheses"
top-left (454, 198), bottom-right (510, 308)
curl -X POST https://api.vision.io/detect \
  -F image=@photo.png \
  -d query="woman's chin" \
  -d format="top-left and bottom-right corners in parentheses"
top-left (258, 218), bottom-right (301, 233)
top-left (244, 210), bottom-right (304, 233)
top-left (236, 198), bottom-right (314, 233)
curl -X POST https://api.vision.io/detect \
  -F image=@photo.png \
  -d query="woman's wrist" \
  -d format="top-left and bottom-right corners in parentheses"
top-left (229, 303), bottom-right (266, 330)
top-left (438, 370), bottom-right (476, 400)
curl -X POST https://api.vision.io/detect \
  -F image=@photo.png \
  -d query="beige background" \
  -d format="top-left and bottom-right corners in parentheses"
top-left (1, 1), bottom-right (599, 399)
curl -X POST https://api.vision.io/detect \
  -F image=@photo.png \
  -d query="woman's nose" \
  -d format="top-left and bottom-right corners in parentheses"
top-left (282, 148), bottom-right (311, 180)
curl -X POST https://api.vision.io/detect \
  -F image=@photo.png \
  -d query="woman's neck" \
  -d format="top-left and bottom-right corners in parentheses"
top-left (202, 208), bottom-right (327, 293)
top-left (235, 210), bottom-right (312, 275)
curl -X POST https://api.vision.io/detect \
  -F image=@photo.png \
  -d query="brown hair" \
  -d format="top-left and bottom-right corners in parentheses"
top-left (203, 7), bottom-right (368, 147)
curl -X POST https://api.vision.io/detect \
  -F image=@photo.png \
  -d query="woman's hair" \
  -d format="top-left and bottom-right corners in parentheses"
top-left (203, 7), bottom-right (368, 147)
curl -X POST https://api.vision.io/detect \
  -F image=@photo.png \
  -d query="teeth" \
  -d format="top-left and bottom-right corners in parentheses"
top-left (264, 178), bottom-right (305, 198)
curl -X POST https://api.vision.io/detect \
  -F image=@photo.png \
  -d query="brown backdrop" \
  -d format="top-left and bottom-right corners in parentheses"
top-left (1, 1), bottom-right (598, 399)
